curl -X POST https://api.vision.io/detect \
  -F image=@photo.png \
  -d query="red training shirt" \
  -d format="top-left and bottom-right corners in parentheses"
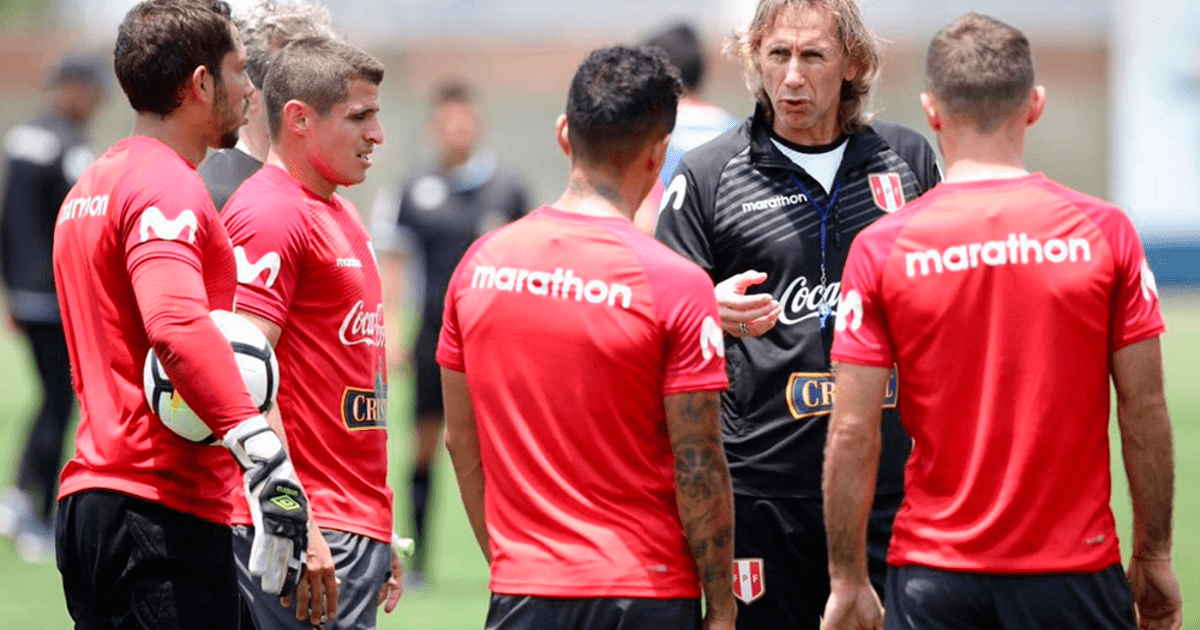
top-left (832, 174), bottom-right (1165, 573)
top-left (438, 206), bottom-right (728, 598)
top-left (223, 164), bottom-right (392, 541)
top-left (53, 136), bottom-right (259, 524)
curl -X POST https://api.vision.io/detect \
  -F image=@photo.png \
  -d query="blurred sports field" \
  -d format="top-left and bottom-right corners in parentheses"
top-left (0, 290), bottom-right (1194, 628)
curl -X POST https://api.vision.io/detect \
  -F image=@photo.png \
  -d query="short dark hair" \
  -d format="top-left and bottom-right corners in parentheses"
top-left (114, 0), bottom-right (236, 116)
top-left (431, 79), bottom-right (475, 109)
top-left (643, 22), bottom-right (704, 92)
top-left (926, 13), bottom-right (1035, 133)
top-left (264, 37), bottom-right (385, 139)
top-left (565, 45), bottom-right (682, 168)
top-left (47, 56), bottom-right (108, 91)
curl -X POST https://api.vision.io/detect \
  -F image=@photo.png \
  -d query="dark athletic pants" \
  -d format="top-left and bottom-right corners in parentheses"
top-left (486, 595), bottom-right (701, 630)
top-left (733, 493), bottom-right (901, 630)
top-left (56, 490), bottom-right (240, 630)
top-left (15, 321), bottom-right (75, 521)
top-left (885, 564), bottom-right (1137, 630)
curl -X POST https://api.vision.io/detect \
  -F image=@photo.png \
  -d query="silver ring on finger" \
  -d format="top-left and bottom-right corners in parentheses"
top-left (739, 322), bottom-right (748, 334)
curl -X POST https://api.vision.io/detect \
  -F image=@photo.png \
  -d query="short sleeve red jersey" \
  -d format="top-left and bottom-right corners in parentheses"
top-left (438, 207), bottom-right (728, 599)
top-left (832, 173), bottom-right (1165, 573)
top-left (222, 164), bottom-right (392, 541)
top-left (53, 136), bottom-right (258, 524)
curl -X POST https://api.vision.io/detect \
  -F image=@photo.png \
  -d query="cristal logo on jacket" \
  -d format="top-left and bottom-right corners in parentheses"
top-left (339, 300), bottom-right (385, 347)
top-left (778, 276), bottom-right (840, 326)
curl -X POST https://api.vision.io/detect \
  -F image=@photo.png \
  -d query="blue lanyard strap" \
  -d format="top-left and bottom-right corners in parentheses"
top-left (789, 174), bottom-right (843, 330)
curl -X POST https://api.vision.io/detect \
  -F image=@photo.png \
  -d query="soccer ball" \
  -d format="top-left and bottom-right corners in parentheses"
top-left (143, 310), bottom-right (279, 444)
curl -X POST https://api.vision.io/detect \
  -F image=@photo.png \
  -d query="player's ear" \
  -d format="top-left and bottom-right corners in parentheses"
top-left (191, 65), bottom-right (215, 106)
top-left (919, 92), bottom-right (941, 133)
top-left (1026, 85), bottom-right (1047, 127)
top-left (648, 134), bottom-right (671, 173)
top-left (282, 99), bottom-right (309, 135)
top-left (555, 114), bottom-right (570, 158)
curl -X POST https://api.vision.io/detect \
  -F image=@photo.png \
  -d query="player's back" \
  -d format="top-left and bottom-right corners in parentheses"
top-left (841, 173), bottom-right (1164, 573)
top-left (52, 136), bottom-right (241, 523)
top-left (439, 206), bottom-right (725, 599)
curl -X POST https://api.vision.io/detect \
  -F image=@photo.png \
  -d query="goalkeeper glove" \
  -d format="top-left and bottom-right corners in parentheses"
top-left (224, 415), bottom-right (309, 596)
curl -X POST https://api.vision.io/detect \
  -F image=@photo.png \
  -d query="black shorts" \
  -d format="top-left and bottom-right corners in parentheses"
top-left (414, 328), bottom-right (442, 418)
top-left (485, 594), bottom-right (700, 630)
top-left (884, 564), bottom-right (1136, 630)
top-left (232, 526), bottom-right (392, 630)
top-left (732, 493), bottom-right (900, 630)
top-left (56, 490), bottom-right (240, 630)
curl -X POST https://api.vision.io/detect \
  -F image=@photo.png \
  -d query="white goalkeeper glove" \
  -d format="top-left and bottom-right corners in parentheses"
top-left (224, 415), bottom-right (309, 597)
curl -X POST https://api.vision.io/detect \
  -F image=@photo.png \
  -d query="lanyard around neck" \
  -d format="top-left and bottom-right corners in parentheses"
top-left (788, 174), bottom-right (843, 331)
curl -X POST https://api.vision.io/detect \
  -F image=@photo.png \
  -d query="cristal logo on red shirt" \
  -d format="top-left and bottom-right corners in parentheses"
top-left (339, 300), bottom-right (385, 347)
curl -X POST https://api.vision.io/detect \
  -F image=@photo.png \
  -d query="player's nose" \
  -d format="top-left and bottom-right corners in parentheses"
top-left (366, 119), bottom-right (384, 145)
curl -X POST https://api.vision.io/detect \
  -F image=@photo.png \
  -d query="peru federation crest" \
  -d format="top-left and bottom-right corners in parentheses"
top-left (732, 558), bottom-right (766, 604)
top-left (868, 172), bottom-right (906, 213)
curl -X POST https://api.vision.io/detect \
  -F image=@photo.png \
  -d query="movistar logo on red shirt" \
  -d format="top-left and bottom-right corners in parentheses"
top-left (470, 265), bottom-right (633, 310)
top-left (138, 206), bottom-right (198, 244)
top-left (1140, 259), bottom-right (1159, 302)
top-left (905, 233), bottom-right (1092, 278)
top-left (234, 246), bottom-right (281, 288)
top-left (700, 316), bottom-right (725, 362)
top-left (339, 300), bottom-right (385, 347)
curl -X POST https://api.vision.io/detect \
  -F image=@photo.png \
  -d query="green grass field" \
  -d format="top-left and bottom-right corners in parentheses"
top-left (0, 291), bottom-right (1196, 629)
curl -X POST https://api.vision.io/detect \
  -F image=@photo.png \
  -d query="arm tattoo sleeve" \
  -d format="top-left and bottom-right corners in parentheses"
top-left (665, 390), bottom-right (735, 604)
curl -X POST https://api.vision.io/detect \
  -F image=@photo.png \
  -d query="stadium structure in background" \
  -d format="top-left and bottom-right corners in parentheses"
top-left (1112, 0), bottom-right (1200, 284)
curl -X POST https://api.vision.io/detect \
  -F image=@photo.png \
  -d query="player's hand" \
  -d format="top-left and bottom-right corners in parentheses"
top-left (702, 600), bottom-right (736, 630)
top-left (715, 270), bottom-right (781, 338)
top-left (224, 415), bottom-right (309, 597)
top-left (822, 579), bottom-right (883, 630)
top-left (1127, 556), bottom-right (1183, 630)
top-left (378, 542), bottom-right (404, 613)
top-left (284, 525), bottom-right (338, 626)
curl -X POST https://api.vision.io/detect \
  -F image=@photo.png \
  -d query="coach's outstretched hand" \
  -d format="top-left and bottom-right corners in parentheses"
top-left (715, 270), bottom-right (781, 338)
top-left (1127, 556), bottom-right (1183, 630)
top-left (224, 415), bottom-right (310, 597)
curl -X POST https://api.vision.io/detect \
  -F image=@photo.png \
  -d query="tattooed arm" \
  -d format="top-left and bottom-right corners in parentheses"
top-left (665, 390), bottom-right (736, 630)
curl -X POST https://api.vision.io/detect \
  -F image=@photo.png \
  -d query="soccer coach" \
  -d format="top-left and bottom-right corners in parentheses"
top-left (654, 0), bottom-right (939, 627)
top-left (823, 13), bottom-right (1182, 630)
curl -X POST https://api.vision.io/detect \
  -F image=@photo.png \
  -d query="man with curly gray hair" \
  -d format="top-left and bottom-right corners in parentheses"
top-left (653, 1), bottom-right (939, 628)
top-left (199, 0), bottom-right (337, 210)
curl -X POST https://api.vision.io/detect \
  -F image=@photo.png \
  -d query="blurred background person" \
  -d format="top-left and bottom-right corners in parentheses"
top-left (199, 0), bottom-right (337, 211)
top-left (372, 80), bottom-right (529, 590)
top-left (0, 56), bottom-right (106, 563)
top-left (634, 21), bottom-right (737, 234)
